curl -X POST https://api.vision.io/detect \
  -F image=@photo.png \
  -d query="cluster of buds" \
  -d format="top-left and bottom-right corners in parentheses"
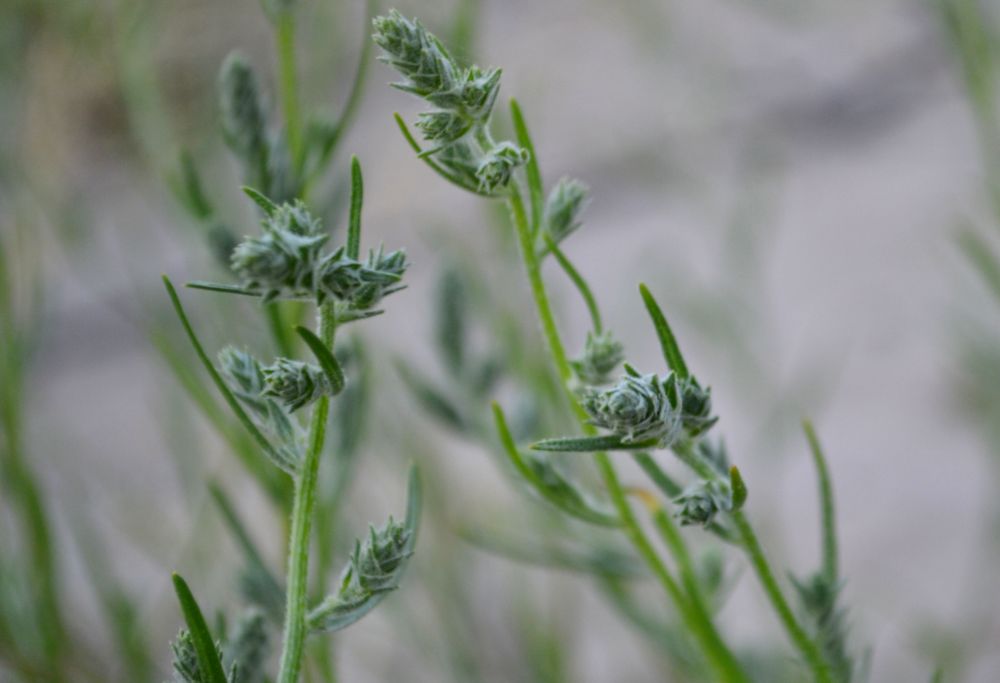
top-left (262, 358), bottom-right (332, 412)
top-left (372, 11), bottom-right (528, 194)
top-left (581, 367), bottom-right (718, 446)
top-left (674, 479), bottom-right (733, 527)
top-left (230, 199), bottom-right (407, 308)
top-left (571, 330), bottom-right (624, 386)
top-left (582, 371), bottom-right (685, 446)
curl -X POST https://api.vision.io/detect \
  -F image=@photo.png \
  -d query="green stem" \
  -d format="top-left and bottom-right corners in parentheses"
top-left (276, 12), bottom-right (303, 175)
top-left (507, 187), bottom-right (745, 682)
top-left (730, 510), bottom-right (833, 683)
top-left (277, 302), bottom-right (336, 683)
top-left (650, 507), bottom-right (746, 681)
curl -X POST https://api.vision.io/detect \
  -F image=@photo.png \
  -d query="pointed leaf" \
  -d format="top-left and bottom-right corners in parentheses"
top-left (531, 434), bottom-right (659, 452)
top-left (242, 186), bottom-right (278, 216)
top-left (347, 156), bottom-right (363, 259)
top-left (494, 403), bottom-right (621, 526)
top-left (171, 574), bottom-right (228, 683)
top-left (186, 281), bottom-right (263, 297)
top-left (163, 276), bottom-right (292, 475)
top-left (296, 326), bottom-right (345, 395)
top-left (638, 283), bottom-right (689, 379)
top-left (509, 98), bottom-right (543, 232)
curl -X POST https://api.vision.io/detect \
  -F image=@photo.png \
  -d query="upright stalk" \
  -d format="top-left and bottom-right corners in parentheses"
top-left (276, 12), bottom-right (303, 173)
top-left (506, 187), bottom-right (747, 683)
top-left (276, 302), bottom-right (336, 683)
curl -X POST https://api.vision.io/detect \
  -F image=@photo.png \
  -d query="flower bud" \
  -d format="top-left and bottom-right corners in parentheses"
top-left (373, 11), bottom-right (459, 99)
top-left (571, 330), bottom-right (624, 385)
top-left (581, 371), bottom-right (683, 446)
top-left (230, 201), bottom-right (327, 302)
top-left (674, 479), bottom-right (732, 527)
top-left (458, 66), bottom-right (502, 120)
top-left (219, 53), bottom-right (268, 169)
top-left (679, 376), bottom-right (717, 437)
top-left (262, 358), bottom-right (332, 411)
top-left (543, 177), bottom-right (589, 245)
top-left (352, 517), bottom-right (413, 593)
top-left (415, 110), bottom-right (471, 144)
top-left (476, 142), bottom-right (529, 192)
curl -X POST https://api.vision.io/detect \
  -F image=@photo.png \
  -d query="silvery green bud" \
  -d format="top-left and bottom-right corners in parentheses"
top-left (581, 371), bottom-right (683, 446)
top-left (415, 110), bottom-right (470, 143)
top-left (262, 358), bottom-right (332, 412)
top-left (476, 142), bottom-right (529, 192)
top-left (230, 201), bottom-right (327, 302)
top-left (435, 140), bottom-right (482, 189)
top-left (170, 629), bottom-right (225, 683)
top-left (373, 11), bottom-right (459, 99)
top-left (218, 347), bottom-right (267, 406)
top-left (225, 610), bottom-right (268, 683)
top-left (571, 330), bottom-right (624, 385)
top-left (458, 66), bottom-right (502, 120)
top-left (219, 53), bottom-right (268, 169)
top-left (352, 517), bottom-right (413, 593)
top-left (674, 479), bottom-right (732, 527)
top-left (679, 376), bottom-right (717, 437)
top-left (543, 177), bottom-right (589, 245)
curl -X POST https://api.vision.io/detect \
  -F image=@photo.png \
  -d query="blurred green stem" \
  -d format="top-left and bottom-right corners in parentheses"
top-left (277, 12), bottom-right (303, 174)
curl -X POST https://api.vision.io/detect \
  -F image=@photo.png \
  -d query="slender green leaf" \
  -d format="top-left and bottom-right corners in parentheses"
top-left (802, 419), bottom-right (838, 582)
top-left (509, 98), bottom-right (543, 232)
top-left (242, 186), bottom-right (278, 216)
top-left (171, 574), bottom-right (228, 683)
top-left (544, 234), bottom-right (601, 332)
top-left (494, 403), bottom-right (621, 526)
top-left (186, 281), bottom-right (263, 297)
top-left (393, 113), bottom-right (499, 197)
top-left (638, 283), bottom-right (689, 379)
top-left (729, 466), bottom-right (747, 509)
top-left (163, 276), bottom-right (287, 473)
top-left (532, 434), bottom-right (659, 452)
top-left (296, 326), bottom-right (345, 394)
top-left (347, 156), bottom-right (363, 259)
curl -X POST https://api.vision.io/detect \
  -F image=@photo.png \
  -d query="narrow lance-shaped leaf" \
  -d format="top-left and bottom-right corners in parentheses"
top-left (509, 98), bottom-right (543, 233)
top-left (242, 186), bottom-right (278, 217)
top-left (347, 156), bottom-right (363, 260)
top-left (296, 326), bottom-right (345, 394)
top-left (163, 276), bottom-right (292, 474)
top-left (171, 574), bottom-right (229, 683)
top-left (494, 403), bottom-right (621, 527)
top-left (532, 434), bottom-right (660, 453)
top-left (638, 283), bottom-right (689, 380)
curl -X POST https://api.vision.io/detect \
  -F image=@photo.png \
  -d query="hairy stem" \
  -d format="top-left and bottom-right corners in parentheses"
top-left (507, 186), bottom-right (746, 682)
top-left (277, 302), bottom-right (336, 683)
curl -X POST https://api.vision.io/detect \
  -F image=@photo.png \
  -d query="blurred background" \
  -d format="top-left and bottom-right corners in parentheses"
top-left (3, 0), bottom-right (1000, 681)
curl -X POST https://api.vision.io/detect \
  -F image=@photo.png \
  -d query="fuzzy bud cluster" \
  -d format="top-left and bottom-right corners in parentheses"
top-left (230, 199), bottom-right (408, 307)
top-left (373, 11), bottom-right (527, 193)
top-left (352, 517), bottom-right (413, 594)
top-left (678, 376), bottom-right (717, 437)
top-left (581, 371), bottom-right (684, 446)
top-left (262, 358), bottom-right (332, 411)
top-left (543, 177), bottom-right (589, 245)
top-left (571, 330), bottom-right (624, 385)
top-left (674, 479), bottom-right (733, 527)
